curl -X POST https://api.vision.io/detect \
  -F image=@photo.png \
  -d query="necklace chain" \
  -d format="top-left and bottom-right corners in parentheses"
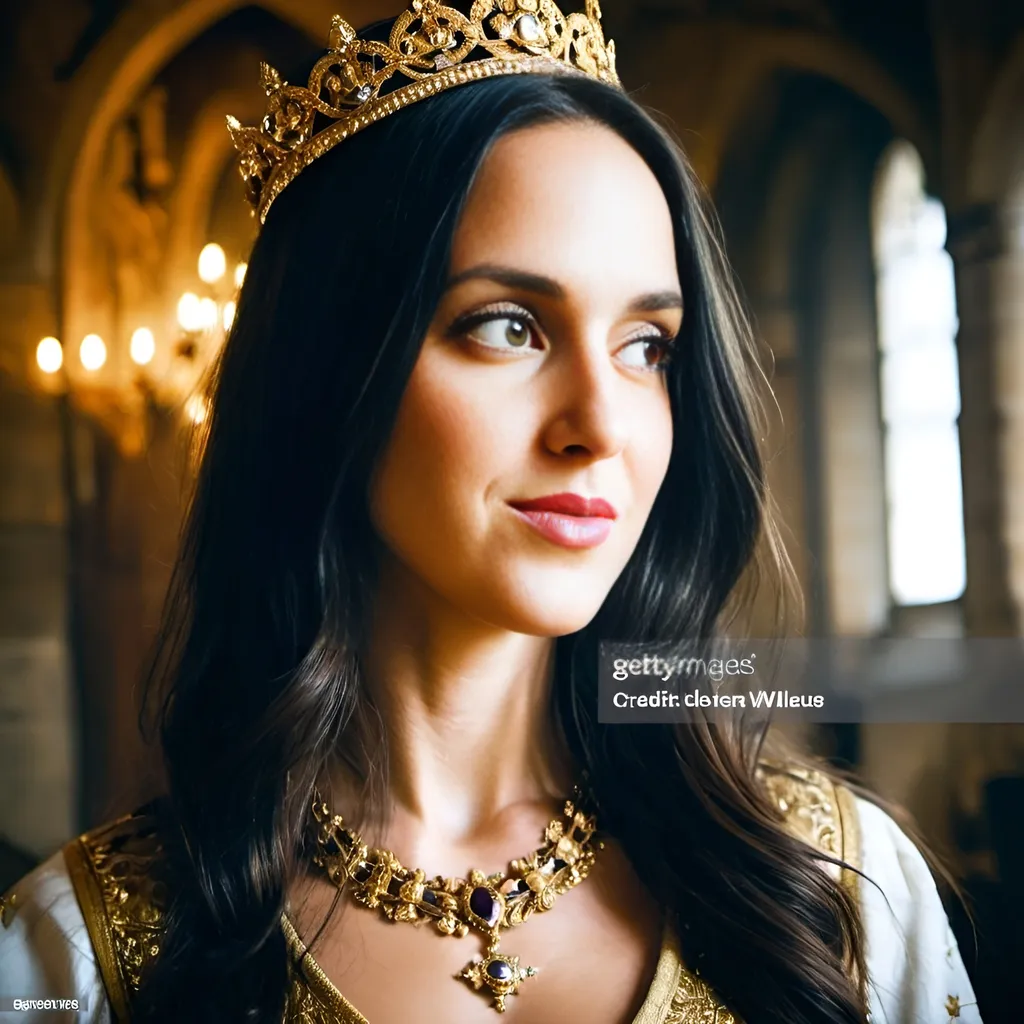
top-left (308, 785), bottom-right (602, 1012)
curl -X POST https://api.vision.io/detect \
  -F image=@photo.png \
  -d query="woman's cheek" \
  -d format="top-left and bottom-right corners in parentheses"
top-left (370, 367), bottom-right (501, 557)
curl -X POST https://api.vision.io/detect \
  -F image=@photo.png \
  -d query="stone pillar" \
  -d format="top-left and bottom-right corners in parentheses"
top-left (0, 283), bottom-right (76, 860)
top-left (948, 201), bottom-right (1024, 635)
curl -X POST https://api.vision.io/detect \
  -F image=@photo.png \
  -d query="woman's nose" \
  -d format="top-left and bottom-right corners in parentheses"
top-left (539, 336), bottom-right (631, 460)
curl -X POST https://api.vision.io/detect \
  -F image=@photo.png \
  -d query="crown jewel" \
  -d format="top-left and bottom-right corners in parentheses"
top-left (227, 0), bottom-right (620, 222)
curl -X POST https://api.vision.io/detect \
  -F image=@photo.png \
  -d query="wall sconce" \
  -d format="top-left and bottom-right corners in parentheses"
top-left (38, 242), bottom-right (246, 452)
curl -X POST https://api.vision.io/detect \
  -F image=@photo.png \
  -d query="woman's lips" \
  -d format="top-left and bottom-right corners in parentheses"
top-left (507, 493), bottom-right (617, 550)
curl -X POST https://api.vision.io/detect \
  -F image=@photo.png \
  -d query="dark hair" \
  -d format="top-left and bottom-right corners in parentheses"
top-left (138, 64), bottom-right (867, 1024)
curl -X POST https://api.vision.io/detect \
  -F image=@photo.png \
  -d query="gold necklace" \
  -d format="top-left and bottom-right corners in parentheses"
top-left (309, 786), bottom-right (602, 1012)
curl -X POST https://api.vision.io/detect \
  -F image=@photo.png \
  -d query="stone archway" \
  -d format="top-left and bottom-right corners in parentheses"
top-left (713, 70), bottom-right (896, 639)
top-left (625, 21), bottom-right (928, 190)
top-left (968, 33), bottom-right (1024, 207)
top-left (712, 69), bottom-right (919, 803)
top-left (53, 0), bottom-right (385, 396)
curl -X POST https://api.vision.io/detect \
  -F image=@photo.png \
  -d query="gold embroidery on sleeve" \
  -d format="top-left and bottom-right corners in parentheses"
top-left (665, 972), bottom-right (740, 1023)
top-left (0, 891), bottom-right (19, 927)
top-left (651, 762), bottom-right (860, 1024)
top-left (281, 913), bottom-right (370, 1024)
top-left (756, 763), bottom-right (865, 1006)
top-left (64, 812), bottom-right (168, 1021)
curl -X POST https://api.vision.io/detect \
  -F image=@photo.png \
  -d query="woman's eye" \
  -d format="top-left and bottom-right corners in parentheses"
top-left (619, 335), bottom-right (675, 372)
top-left (465, 315), bottom-right (539, 352)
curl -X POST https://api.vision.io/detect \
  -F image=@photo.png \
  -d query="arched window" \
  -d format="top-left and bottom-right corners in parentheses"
top-left (871, 141), bottom-right (966, 606)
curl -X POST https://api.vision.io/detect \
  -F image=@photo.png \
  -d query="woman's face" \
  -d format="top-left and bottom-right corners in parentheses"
top-left (369, 119), bottom-right (682, 635)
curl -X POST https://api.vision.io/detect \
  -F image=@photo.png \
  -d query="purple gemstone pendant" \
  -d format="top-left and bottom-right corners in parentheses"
top-left (457, 949), bottom-right (537, 1012)
top-left (463, 882), bottom-right (505, 930)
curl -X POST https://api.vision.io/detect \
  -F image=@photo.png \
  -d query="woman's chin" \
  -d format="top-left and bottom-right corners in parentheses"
top-left (503, 567), bottom-right (621, 630)
top-left (476, 587), bottom-right (609, 637)
top-left (499, 612), bottom-right (598, 638)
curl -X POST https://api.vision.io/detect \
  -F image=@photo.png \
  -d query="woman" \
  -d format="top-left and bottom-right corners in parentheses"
top-left (0, 3), bottom-right (981, 1022)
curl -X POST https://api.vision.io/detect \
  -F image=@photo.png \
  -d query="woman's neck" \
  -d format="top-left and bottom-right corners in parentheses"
top-left (327, 554), bottom-right (577, 869)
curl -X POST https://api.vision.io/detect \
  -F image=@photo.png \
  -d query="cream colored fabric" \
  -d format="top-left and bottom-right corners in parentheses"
top-left (0, 853), bottom-right (111, 1023)
top-left (857, 799), bottom-right (982, 1024)
top-left (0, 795), bottom-right (984, 1023)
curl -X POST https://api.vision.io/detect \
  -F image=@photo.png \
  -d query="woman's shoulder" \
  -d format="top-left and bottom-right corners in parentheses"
top-left (0, 807), bottom-right (167, 1023)
top-left (757, 761), bottom-right (982, 1023)
top-left (756, 760), bottom-right (861, 884)
top-left (853, 796), bottom-right (982, 1023)
top-left (0, 846), bottom-right (110, 1022)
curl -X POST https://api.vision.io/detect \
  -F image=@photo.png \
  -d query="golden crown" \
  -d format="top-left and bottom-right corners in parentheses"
top-left (227, 0), bottom-right (620, 222)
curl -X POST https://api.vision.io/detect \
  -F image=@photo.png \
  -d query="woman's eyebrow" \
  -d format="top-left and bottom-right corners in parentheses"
top-left (444, 263), bottom-right (683, 312)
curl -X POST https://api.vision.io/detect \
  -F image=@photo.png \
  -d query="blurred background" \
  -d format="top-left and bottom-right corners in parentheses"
top-left (0, 0), bottom-right (1022, 1017)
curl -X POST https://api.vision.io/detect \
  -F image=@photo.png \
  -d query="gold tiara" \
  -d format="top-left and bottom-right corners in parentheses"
top-left (227, 0), bottom-right (620, 223)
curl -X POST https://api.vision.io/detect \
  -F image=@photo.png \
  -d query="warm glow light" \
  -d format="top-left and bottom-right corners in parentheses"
top-left (80, 334), bottom-right (107, 371)
top-left (198, 243), bottom-right (226, 284)
top-left (234, 262), bottom-right (247, 288)
top-left (199, 297), bottom-right (219, 330)
top-left (185, 394), bottom-right (209, 424)
top-left (177, 292), bottom-right (203, 332)
top-left (36, 337), bottom-right (63, 374)
top-left (130, 327), bottom-right (156, 366)
top-left (222, 300), bottom-right (236, 330)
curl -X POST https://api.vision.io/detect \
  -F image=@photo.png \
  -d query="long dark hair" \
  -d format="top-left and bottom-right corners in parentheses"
top-left (137, 61), bottom-right (867, 1024)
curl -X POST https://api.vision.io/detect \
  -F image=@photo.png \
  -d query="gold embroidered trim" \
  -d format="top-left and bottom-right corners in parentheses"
top-left (63, 812), bottom-right (168, 1023)
top-left (281, 913), bottom-right (370, 1024)
top-left (652, 762), bottom-right (863, 1024)
top-left (757, 761), bottom-right (866, 1008)
top-left (631, 915), bottom-right (683, 1024)
top-left (758, 762), bottom-right (861, 880)
top-left (0, 891), bottom-right (20, 928)
top-left (64, 833), bottom-right (132, 1022)
top-left (835, 781), bottom-right (862, 898)
top-left (665, 971), bottom-right (741, 1024)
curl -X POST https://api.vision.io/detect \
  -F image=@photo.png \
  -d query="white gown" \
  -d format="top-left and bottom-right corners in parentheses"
top-left (0, 794), bottom-right (983, 1023)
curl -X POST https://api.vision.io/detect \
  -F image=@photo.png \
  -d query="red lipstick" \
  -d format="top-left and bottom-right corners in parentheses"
top-left (507, 492), bottom-right (618, 549)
